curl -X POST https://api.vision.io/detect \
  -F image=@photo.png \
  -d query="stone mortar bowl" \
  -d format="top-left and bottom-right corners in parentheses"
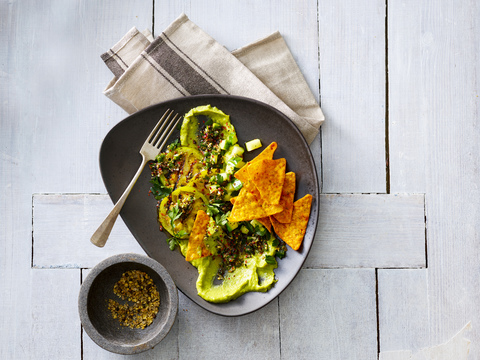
top-left (78, 253), bottom-right (178, 354)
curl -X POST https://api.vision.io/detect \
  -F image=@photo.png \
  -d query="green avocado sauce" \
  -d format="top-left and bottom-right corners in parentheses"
top-left (149, 105), bottom-right (286, 303)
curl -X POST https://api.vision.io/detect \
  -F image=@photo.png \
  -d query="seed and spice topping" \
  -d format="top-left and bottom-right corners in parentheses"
top-left (107, 270), bottom-right (160, 329)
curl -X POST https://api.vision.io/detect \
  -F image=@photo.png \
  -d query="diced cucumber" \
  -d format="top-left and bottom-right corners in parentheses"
top-left (210, 173), bottom-right (229, 184)
top-left (232, 144), bottom-right (244, 157)
top-left (245, 139), bottom-right (262, 152)
top-left (227, 132), bottom-right (237, 146)
top-left (223, 181), bottom-right (238, 201)
top-left (232, 179), bottom-right (243, 191)
top-left (219, 172), bottom-right (230, 182)
top-left (250, 219), bottom-right (263, 228)
top-left (225, 182), bottom-right (235, 192)
top-left (236, 160), bottom-right (246, 169)
top-left (226, 221), bottom-right (239, 232)
top-left (225, 164), bottom-right (235, 174)
top-left (240, 225), bottom-right (250, 234)
top-left (225, 163), bottom-right (234, 174)
top-left (225, 156), bottom-right (243, 174)
top-left (219, 139), bottom-right (232, 150)
top-left (223, 145), bottom-right (244, 173)
top-left (225, 144), bottom-right (244, 160)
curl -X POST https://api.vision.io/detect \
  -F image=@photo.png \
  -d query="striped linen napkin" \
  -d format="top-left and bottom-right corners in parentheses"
top-left (101, 13), bottom-right (324, 144)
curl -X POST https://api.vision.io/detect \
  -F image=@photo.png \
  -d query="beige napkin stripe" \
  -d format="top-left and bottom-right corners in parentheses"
top-left (140, 53), bottom-right (190, 97)
top-left (147, 32), bottom-right (227, 95)
top-left (101, 27), bottom-right (152, 78)
top-left (161, 32), bottom-right (229, 94)
top-left (110, 51), bottom-right (128, 68)
top-left (103, 52), bottom-right (128, 78)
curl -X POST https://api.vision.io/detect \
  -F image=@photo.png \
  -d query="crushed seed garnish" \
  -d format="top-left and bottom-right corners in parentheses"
top-left (107, 270), bottom-right (160, 329)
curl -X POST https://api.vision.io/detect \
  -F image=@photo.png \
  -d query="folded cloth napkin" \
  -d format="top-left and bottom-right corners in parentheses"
top-left (101, 13), bottom-right (324, 144)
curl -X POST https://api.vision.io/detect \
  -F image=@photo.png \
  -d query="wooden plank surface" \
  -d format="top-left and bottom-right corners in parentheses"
top-left (377, 269), bottom-right (430, 353)
top-left (33, 193), bottom-right (426, 269)
top-left (31, 269), bottom-right (81, 360)
top-left (305, 193), bottom-right (426, 268)
top-left (3, 0), bottom-right (480, 358)
top-left (0, 1), bottom-right (36, 358)
top-left (279, 269), bottom-right (378, 359)
top-left (318, 0), bottom-right (387, 193)
top-left (33, 194), bottom-right (145, 268)
top-left (0, 1), bottom-right (152, 358)
top-left (177, 295), bottom-right (280, 360)
top-left (21, 0), bottom-right (153, 195)
top-left (387, 0), bottom-right (427, 194)
top-left (388, 0), bottom-right (480, 354)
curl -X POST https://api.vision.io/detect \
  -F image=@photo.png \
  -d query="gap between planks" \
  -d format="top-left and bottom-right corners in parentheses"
top-left (376, 268), bottom-right (381, 358)
top-left (384, 0), bottom-right (391, 194)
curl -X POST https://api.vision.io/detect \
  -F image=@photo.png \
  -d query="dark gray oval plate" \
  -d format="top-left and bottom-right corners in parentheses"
top-left (99, 95), bottom-right (319, 317)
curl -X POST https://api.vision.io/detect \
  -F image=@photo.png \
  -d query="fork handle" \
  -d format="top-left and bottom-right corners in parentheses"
top-left (90, 155), bottom-right (149, 247)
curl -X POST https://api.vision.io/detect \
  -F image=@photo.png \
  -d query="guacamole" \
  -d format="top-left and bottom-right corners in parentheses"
top-left (149, 105), bottom-right (286, 303)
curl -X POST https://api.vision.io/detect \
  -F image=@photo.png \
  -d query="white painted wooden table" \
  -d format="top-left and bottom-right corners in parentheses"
top-left (1, 1), bottom-right (478, 359)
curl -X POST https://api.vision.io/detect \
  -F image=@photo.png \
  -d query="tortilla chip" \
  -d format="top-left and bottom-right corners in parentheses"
top-left (228, 180), bottom-right (267, 222)
top-left (256, 216), bottom-right (272, 232)
top-left (186, 210), bottom-right (211, 261)
top-left (262, 201), bottom-right (283, 216)
top-left (273, 172), bottom-right (296, 223)
top-left (248, 158), bottom-right (286, 205)
top-left (230, 193), bottom-right (271, 231)
top-left (270, 194), bottom-right (312, 251)
top-left (234, 142), bottom-right (277, 182)
top-left (233, 166), bottom-right (250, 183)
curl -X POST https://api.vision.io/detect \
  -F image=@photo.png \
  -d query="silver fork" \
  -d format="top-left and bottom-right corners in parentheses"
top-left (91, 109), bottom-right (182, 247)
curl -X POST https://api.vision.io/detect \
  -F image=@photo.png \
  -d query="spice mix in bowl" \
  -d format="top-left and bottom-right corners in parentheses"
top-left (78, 253), bottom-right (178, 355)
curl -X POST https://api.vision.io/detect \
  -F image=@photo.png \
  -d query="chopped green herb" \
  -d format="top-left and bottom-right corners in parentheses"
top-left (265, 255), bottom-right (277, 265)
top-left (149, 178), bottom-right (172, 200)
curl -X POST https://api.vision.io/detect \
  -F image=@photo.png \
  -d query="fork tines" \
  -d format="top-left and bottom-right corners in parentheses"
top-left (149, 109), bottom-right (183, 150)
